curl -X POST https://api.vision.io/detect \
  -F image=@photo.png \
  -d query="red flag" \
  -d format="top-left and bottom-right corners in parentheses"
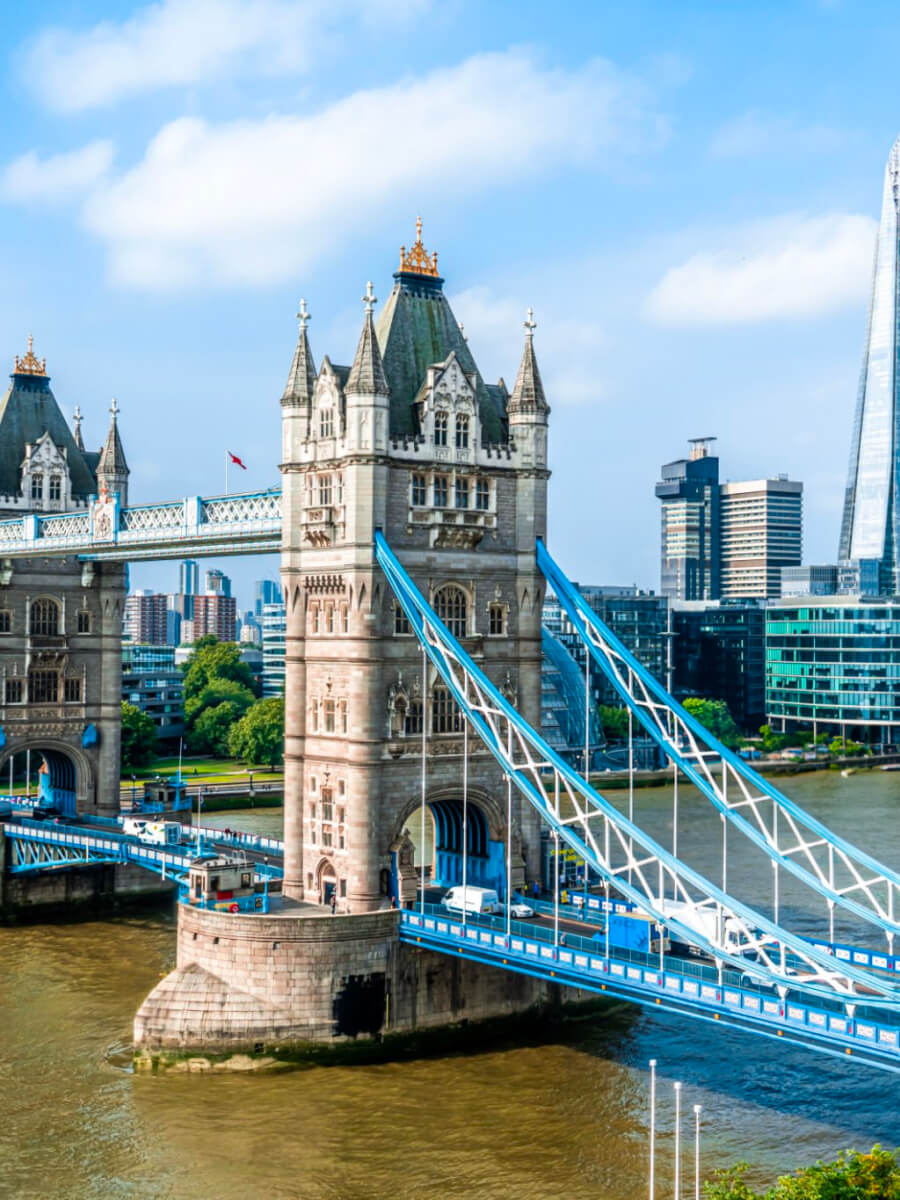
top-left (228, 451), bottom-right (247, 470)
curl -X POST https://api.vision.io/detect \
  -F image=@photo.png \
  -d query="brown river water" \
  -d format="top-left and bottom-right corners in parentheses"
top-left (2, 772), bottom-right (900, 1199)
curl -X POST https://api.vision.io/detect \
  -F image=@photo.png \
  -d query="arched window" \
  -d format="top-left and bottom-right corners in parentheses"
top-left (455, 415), bottom-right (469, 449)
top-left (405, 698), bottom-right (423, 735)
top-left (432, 685), bottom-right (461, 734)
top-left (434, 585), bottom-right (467, 639)
top-left (434, 412), bottom-right (448, 447)
top-left (30, 598), bottom-right (60, 637)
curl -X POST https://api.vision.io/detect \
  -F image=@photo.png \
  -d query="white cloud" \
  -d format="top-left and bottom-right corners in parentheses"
top-left (710, 110), bottom-right (846, 158)
top-left (56, 49), bottom-right (659, 289)
top-left (0, 142), bottom-right (114, 204)
top-left (24, 0), bottom-right (429, 112)
top-left (644, 213), bottom-right (876, 325)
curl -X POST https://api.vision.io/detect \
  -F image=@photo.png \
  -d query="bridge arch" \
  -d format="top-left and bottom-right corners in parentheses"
top-left (0, 739), bottom-right (94, 815)
top-left (392, 785), bottom-right (510, 897)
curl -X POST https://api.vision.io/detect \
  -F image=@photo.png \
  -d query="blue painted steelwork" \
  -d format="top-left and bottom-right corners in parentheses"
top-left (536, 539), bottom-right (900, 949)
top-left (399, 907), bottom-right (900, 1073)
top-left (374, 531), bottom-right (900, 1014)
top-left (0, 489), bottom-right (281, 562)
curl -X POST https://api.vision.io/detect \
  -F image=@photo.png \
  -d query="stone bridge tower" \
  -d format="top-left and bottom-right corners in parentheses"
top-left (280, 224), bottom-right (550, 910)
top-left (0, 341), bottom-right (127, 815)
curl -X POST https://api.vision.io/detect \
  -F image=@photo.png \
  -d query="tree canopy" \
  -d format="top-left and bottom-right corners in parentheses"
top-left (703, 1148), bottom-right (900, 1198)
top-left (121, 702), bottom-right (157, 771)
top-left (182, 637), bottom-right (259, 700)
top-left (180, 637), bottom-right (261, 756)
top-left (682, 697), bottom-right (741, 750)
top-left (228, 697), bottom-right (285, 767)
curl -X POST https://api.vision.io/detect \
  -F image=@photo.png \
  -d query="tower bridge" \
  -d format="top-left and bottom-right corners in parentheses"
top-left (4, 222), bottom-right (900, 1070)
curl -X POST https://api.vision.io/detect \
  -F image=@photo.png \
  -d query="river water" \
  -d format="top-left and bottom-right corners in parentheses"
top-left (3, 772), bottom-right (900, 1199)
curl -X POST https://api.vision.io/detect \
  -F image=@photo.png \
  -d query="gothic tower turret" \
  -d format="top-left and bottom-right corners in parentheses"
top-left (96, 398), bottom-right (129, 508)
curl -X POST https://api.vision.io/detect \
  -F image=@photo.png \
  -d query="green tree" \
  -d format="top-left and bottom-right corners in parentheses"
top-left (188, 701), bottom-right (241, 756)
top-left (598, 704), bottom-right (629, 742)
top-left (703, 1147), bottom-right (900, 1199)
top-left (120, 702), bottom-right (157, 771)
top-left (683, 697), bottom-right (741, 750)
top-left (829, 735), bottom-right (868, 758)
top-left (184, 677), bottom-right (257, 727)
top-left (182, 638), bottom-right (259, 701)
top-left (228, 697), bottom-right (285, 767)
top-left (702, 1163), bottom-right (759, 1200)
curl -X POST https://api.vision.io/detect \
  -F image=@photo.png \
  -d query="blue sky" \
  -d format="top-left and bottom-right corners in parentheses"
top-left (0, 0), bottom-right (897, 606)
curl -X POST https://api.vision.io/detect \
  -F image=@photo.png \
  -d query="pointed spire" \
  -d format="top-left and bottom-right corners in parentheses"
top-left (98, 397), bottom-right (129, 477)
top-left (346, 282), bottom-right (389, 395)
top-left (508, 307), bottom-right (548, 417)
top-left (73, 405), bottom-right (84, 451)
top-left (281, 298), bottom-right (317, 407)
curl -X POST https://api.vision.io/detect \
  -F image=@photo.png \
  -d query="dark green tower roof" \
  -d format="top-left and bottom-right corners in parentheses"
top-left (0, 340), bottom-right (97, 499)
top-left (374, 223), bottom-right (506, 443)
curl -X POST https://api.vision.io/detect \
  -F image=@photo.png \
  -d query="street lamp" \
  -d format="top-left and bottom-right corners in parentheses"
top-left (693, 1105), bottom-right (702, 1200)
top-left (648, 1059), bottom-right (657, 1200)
top-left (131, 774), bottom-right (136, 811)
top-left (674, 1081), bottom-right (682, 1200)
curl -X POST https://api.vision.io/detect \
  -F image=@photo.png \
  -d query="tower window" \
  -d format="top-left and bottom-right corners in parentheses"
top-left (475, 480), bottom-right (490, 511)
top-left (455, 415), bottom-right (469, 450)
top-left (320, 409), bottom-right (334, 438)
top-left (405, 698), bottom-right (423, 735)
top-left (5, 679), bottom-right (22, 704)
top-left (433, 476), bottom-right (448, 508)
top-left (30, 598), bottom-right (60, 637)
top-left (64, 678), bottom-right (82, 703)
top-left (394, 604), bottom-right (411, 636)
top-left (434, 412), bottom-right (448, 447)
top-left (341, 604), bottom-right (349, 634)
top-left (434, 585), bottom-right (467, 639)
top-left (317, 475), bottom-right (332, 506)
top-left (411, 475), bottom-right (427, 506)
top-left (489, 604), bottom-right (506, 636)
top-left (29, 670), bottom-right (59, 703)
top-left (455, 478), bottom-right (469, 509)
top-left (31, 474), bottom-right (43, 501)
top-left (77, 610), bottom-right (90, 634)
top-left (48, 476), bottom-right (61, 502)
top-left (432, 685), bottom-right (462, 733)
top-left (0, 611), bottom-right (11, 634)
top-left (326, 604), bottom-right (335, 634)
top-left (324, 698), bottom-right (336, 733)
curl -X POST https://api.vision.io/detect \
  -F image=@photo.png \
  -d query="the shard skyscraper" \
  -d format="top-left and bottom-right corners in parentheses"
top-left (839, 136), bottom-right (900, 595)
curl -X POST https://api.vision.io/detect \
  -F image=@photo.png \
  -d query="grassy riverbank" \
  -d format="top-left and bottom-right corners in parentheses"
top-left (121, 755), bottom-right (284, 788)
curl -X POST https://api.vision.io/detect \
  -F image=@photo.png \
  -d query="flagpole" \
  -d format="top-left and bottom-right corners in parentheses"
top-left (225, 450), bottom-right (229, 496)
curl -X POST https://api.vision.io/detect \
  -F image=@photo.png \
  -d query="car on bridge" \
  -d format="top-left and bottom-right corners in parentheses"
top-left (497, 899), bottom-right (535, 919)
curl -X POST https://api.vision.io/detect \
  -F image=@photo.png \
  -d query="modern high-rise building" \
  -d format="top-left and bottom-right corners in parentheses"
top-left (672, 600), bottom-right (766, 733)
top-left (190, 594), bottom-right (237, 642)
top-left (123, 590), bottom-right (173, 645)
top-left (254, 579), bottom-right (280, 617)
top-left (719, 476), bottom-right (803, 599)
top-left (656, 437), bottom-right (720, 601)
top-left (179, 560), bottom-right (199, 597)
top-left (205, 568), bottom-right (232, 597)
top-left (839, 135), bottom-right (900, 596)
top-left (781, 564), bottom-right (839, 598)
top-left (261, 601), bottom-right (286, 696)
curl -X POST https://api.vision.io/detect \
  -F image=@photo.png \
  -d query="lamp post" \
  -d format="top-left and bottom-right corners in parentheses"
top-left (693, 1105), bottom-right (702, 1200)
top-left (674, 1081), bottom-right (682, 1200)
top-left (131, 774), bottom-right (136, 811)
top-left (648, 1058), bottom-right (657, 1200)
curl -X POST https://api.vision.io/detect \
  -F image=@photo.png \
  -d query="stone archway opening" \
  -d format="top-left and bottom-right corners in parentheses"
top-left (396, 796), bottom-right (507, 903)
top-left (2, 745), bottom-right (79, 816)
top-left (315, 857), bottom-right (337, 906)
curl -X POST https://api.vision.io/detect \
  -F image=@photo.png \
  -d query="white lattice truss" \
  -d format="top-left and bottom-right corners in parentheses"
top-left (375, 532), bottom-right (900, 1015)
top-left (0, 490), bottom-right (282, 560)
top-left (536, 539), bottom-right (900, 953)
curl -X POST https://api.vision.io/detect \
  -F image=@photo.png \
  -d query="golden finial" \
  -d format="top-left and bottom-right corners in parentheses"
top-left (398, 217), bottom-right (440, 277)
top-left (14, 334), bottom-right (47, 376)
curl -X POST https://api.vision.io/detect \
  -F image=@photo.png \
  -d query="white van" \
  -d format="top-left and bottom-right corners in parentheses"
top-left (441, 885), bottom-right (500, 916)
top-left (122, 817), bottom-right (182, 847)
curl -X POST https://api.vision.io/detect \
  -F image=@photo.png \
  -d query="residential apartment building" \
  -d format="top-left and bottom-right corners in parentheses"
top-left (720, 476), bottom-right (802, 599)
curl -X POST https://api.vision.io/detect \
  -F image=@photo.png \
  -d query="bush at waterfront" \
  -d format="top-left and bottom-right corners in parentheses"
top-left (703, 1146), bottom-right (900, 1198)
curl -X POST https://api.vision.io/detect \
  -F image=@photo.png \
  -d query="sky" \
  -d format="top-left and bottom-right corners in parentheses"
top-left (0, 0), bottom-right (898, 607)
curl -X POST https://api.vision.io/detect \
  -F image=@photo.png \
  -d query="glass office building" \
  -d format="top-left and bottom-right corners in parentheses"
top-left (673, 601), bottom-right (766, 733)
top-left (261, 601), bottom-right (286, 697)
top-left (655, 437), bottom-right (720, 600)
top-left (766, 598), bottom-right (900, 736)
top-left (839, 135), bottom-right (900, 595)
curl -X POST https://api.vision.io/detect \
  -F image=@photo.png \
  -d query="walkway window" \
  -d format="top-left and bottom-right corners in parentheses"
top-left (475, 480), bottom-right (490, 511)
top-left (432, 685), bottom-right (461, 734)
top-left (411, 474), bottom-right (427, 506)
top-left (434, 412), bottom-right (448, 447)
top-left (31, 474), bottom-right (43, 501)
top-left (394, 604), bottom-right (411, 635)
top-left (489, 603), bottom-right (505, 636)
top-left (434, 585), bottom-right (467, 639)
top-left (5, 679), bottom-right (22, 704)
top-left (320, 409), bottom-right (334, 438)
top-left (49, 476), bottom-right (61, 501)
top-left (77, 610), bottom-right (90, 634)
top-left (30, 598), bottom-right (60, 637)
top-left (64, 678), bottom-right (82, 703)
top-left (455, 415), bottom-right (469, 449)
top-left (29, 670), bottom-right (59, 703)
top-left (405, 698), bottom-right (423, 735)
top-left (0, 611), bottom-right (11, 634)
top-left (455, 478), bottom-right (469, 509)
top-left (433, 476), bottom-right (448, 508)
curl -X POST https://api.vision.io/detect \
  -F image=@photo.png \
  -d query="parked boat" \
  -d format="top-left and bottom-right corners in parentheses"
top-left (841, 768), bottom-right (856, 778)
